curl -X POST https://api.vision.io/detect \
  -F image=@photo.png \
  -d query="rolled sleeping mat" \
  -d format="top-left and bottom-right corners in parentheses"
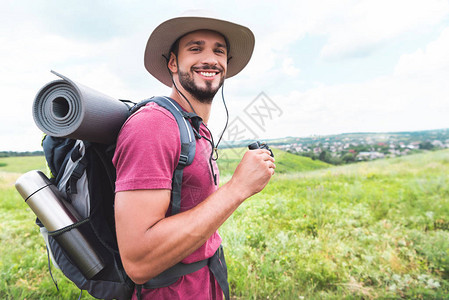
top-left (33, 70), bottom-right (129, 144)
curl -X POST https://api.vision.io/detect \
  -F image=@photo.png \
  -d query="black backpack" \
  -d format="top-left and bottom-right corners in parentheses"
top-left (39, 96), bottom-right (199, 299)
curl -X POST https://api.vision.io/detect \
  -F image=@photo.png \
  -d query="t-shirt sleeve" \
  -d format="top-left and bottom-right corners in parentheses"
top-left (112, 103), bottom-right (181, 192)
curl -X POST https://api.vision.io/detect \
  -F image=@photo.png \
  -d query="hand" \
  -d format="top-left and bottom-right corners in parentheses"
top-left (229, 149), bottom-right (276, 200)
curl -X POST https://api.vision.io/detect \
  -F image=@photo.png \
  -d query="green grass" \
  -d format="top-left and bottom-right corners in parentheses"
top-left (1, 150), bottom-right (448, 299)
top-left (0, 156), bottom-right (47, 174)
top-left (220, 149), bottom-right (449, 299)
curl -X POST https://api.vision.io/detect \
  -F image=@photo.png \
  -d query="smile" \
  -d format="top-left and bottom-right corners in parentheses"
top-left (199, 71), bottom-right (217, 77)
top-left (195, 70), bottom-right (220, 79)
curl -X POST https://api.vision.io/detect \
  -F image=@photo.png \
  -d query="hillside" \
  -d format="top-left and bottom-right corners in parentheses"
top-left (216, 148), bottom-right (330, 177)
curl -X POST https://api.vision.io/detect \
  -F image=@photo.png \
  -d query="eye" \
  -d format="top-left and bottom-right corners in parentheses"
top-left (214, 48), bottom-right (226, 55)
top-left (189, 47), bottom-right (201, 52)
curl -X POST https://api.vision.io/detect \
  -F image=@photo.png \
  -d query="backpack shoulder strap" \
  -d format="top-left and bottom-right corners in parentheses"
top-left (136, 96), bottom-right (200, 215)
top-left (150, 96), bottom-right (197, 164)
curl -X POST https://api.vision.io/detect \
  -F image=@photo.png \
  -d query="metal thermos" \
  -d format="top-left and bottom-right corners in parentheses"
top-left (15, 170), bottom-right (105, 279)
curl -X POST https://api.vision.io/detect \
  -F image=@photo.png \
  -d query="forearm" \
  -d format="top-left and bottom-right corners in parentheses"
top-left (119, 179), bottom-right (244, 284)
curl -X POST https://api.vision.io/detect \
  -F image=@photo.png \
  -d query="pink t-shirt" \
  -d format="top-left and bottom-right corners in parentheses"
top-left (113, 101), bottom-right (223, 299)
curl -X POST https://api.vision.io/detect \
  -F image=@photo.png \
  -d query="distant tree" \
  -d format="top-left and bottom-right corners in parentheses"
top-left (318, 150), bottom-right (341, 165)
top-left (319, 150), bottom-right (327, 161)
top-left (329, 156), bottom-right (343, 165)
top-left (342, 153), bottom-right (356, 163)
top-left (419, 141), bottom-right (434, 150)
top-left (0, 151), bottom-right (44, 157)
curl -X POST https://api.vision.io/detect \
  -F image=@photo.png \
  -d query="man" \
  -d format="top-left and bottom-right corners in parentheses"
top-left (113, 12), bottom-right (275, 299)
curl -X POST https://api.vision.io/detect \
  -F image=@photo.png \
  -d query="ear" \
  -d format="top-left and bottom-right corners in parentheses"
top-left (167, 52), bottom-right (178, 73)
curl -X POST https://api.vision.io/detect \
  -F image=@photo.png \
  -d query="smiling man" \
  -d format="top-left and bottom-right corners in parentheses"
top-left (170, 30), bottom-right (227, 104)
top-left (113, 12), bottom-right (276, 300)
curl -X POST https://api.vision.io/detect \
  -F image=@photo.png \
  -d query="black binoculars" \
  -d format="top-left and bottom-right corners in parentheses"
top-left (248, 141), bottom-right (274, 157)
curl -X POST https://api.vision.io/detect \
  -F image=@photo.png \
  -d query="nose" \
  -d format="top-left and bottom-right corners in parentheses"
top-left (200, 49), bottom-right (219, 67)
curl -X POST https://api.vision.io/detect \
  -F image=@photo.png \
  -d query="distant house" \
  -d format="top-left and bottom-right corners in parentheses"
top-left (432, 140), bottom-right (444, 148)
top-left (357, 151), bottom-right (385, 161)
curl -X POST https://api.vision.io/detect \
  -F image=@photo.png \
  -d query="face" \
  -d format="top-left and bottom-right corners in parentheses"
top-left (169, 30), bottom-right (228, 104)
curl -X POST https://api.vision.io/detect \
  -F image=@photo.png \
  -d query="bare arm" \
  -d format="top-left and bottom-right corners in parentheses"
top-left (115, 149), bottom-right (275, 284)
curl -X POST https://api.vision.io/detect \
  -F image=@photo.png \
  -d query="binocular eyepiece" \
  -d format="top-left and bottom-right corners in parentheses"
top-left (248, 141), bottom-right (274, 157)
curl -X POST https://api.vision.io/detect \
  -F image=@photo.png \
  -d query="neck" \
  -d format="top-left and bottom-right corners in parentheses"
top-left (170, 86), bottom-right (212, 124)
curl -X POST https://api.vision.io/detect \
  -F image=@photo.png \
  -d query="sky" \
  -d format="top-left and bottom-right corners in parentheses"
top-left (1, 0), bottom-right (449, 151)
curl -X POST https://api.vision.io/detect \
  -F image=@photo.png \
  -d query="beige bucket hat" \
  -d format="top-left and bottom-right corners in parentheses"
top-left (144, 11), bottom-right (255, 87)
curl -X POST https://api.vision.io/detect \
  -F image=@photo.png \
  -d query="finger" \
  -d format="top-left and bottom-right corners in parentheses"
top-left (248, 149), bottom-right (267, 157)
top-left (266, 161), bottom-right (276, 169)
top-left (261, 149), bottom-right (270, 155)
top-left (269, 163), bottom-right (275, 175)
top-left (263, 152), bottom-right (275, 162)
top-left (255, 149), bottom-right (270, 156)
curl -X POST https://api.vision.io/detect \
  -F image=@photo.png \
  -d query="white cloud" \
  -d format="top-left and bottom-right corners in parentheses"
top-left (395, 26), bottom-right (449, 76)
top-left (319, 0), bottom-right (449, 60)
top-left (282, 58), bottom-right (300, 76)
top-left (237, 0), bottom-right (449, 65)
top-left (266, 26), bottom-right (449, 139)
top-left (268, 75), bottom-right (449, 138)
top-left (0, 20), bottom-right (151, 151)
top-left (0, 21), bottom-right (117, 95)
top-left (239, 0), bottom-right (449, 91)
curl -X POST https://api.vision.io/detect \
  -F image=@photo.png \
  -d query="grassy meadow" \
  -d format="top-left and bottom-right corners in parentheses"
top-left (1, 150), bottom-right (448, 299)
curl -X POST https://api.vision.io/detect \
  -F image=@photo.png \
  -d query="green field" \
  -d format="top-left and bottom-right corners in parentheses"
top-left (1, 150), bottom-right (448, 299)
top-left (217, 148), bottom-right (330, 182)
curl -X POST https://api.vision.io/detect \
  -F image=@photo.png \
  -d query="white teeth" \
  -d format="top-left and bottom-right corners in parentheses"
top-left (199, 72), bottom-right (216, 77)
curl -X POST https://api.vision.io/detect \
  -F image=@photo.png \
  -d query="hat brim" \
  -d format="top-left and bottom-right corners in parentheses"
top-left (144, 16), bottom-right (255, 87)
